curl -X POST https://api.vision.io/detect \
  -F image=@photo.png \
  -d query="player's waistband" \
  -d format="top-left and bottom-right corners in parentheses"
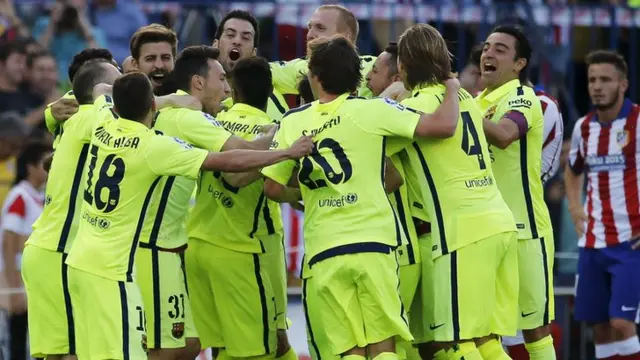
top-left (308, 242), bottom-right (393, 268)
top-left (413, 217), bottom-right (432, 236)
top-left (139, 242), bottom-right (188, 253)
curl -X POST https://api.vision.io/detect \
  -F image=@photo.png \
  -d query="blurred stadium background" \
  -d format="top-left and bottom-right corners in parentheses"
top-left (1, 0), bottom-right (639, 359)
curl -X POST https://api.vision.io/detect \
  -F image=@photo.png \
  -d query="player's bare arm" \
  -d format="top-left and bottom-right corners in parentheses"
top-left (221, 125), bottom-right (279, 187)
top-left (202, 135), bottom-right (313, 172)
top-left (482, 110), bottom-right (527, 149)
top-left (380, 81), bottom-right (410, 101)
top-left (413, 77), bottom-right (461, 138)
top-left (564, 163), bottom-right (587, 238)
top-left (384, 158), bottom-right (403, 194)
top-left (50, 97), bottom-right (80, 122)
top-left (264, 177), bottom-right (303, 204)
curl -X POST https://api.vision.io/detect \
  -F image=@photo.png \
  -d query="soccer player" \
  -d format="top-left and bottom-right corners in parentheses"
top-left (476, 25), bottom-right (556, 359)
top-left (262, 34), bottom-right (461, 360)
top-left (214, 10), bottom-right (290, 121)
top-left (65, 71), bottom-right (313, 359)
top-left (459, 45), bottom-right (483, 97)
top-left (566, 50), bottom-right (640, 360)
top-left (393, 24), bottom-right (518, 360)
top-left (270, 4), bottom-right (376, 98)
top-left (129, 24), bottom-right (177, 93)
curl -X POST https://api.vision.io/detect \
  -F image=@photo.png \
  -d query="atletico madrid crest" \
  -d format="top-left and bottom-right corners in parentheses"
top-left (172, 322), bottom-right (185, 339)
top-left (616, 130), bottom-right (630, 148)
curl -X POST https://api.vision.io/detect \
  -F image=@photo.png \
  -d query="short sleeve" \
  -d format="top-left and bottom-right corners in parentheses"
top-left (261, 124), bottom-right (296, 185)
top-left (500, 91), bottom-right (537, 137)
top-left (1, 195), bottom-right (27, 235)
top-left (177, 111), bottom-right (233, 152)
top-left (354, 98), bottom-right (421, 140)
top-left (77, 95), bottom-right (115, 142)
top-left (145, 135), bottom-right (209, 179)
top-left (270, 58), bottom-right (308, 95)
top-left (569, 118), bottom-right (586, 175)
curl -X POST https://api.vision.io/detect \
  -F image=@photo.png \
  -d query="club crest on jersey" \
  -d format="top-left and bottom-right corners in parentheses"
top-left (483, 105), bottom-right (497, 121)
top-left (383, 97), bottom-right (405, 111)
top-left (172, 322), bottom-right (185, 339)
top-left (616, 130), bottom-right (630, 148)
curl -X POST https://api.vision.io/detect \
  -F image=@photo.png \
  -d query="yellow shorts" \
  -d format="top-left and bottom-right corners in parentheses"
top-left (261, 232), bottom-right (289, 330)
top-left (303, 275), bottom-right (339, 360)
top-left (408, 234), bottom-right (435, 344)
top-left (431, 231), bottom-right (519, 342)
top-left (68, 267), bottom-right (147, 360)
top-left (135, 245), bottom-right (197, 349)
top-left (186, 238), bottom-right (277, 357)
top-left (311, 250), bottom-right (413, 355)
top-left (22, 245), bottom-right (75, 357)
top-left (517, 235), bottom-right (555, 330)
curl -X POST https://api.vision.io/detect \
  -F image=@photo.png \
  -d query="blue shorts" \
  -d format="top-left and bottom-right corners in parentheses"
top-left (574, 242), bottom-right (640, 323)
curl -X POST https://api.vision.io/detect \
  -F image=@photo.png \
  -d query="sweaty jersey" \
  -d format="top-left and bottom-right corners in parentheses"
top-left (476, 80), bottom-right (552, 240)
top-left (270, 55), bottom-right (377, 98)
top-left (537, 91), bottom-right (564, 183)
top-left (262, 94), bottom-right (420, 264)
top-left (401, 84), bottom-right (516, 258)
top-left (65, 105), bottom-right (209, 282)
top-left (28, 96), bottom-right (112, 253)
top-left (222, 89), bottom-right (289, 122)
top-left (141, 90), bottom-right (234, 250)
top-left (188, 103), bottom-right (283, 253)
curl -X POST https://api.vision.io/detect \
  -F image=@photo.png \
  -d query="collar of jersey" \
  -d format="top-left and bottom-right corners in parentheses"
top-left (77, 104), bottom-right (94, 111)
top-left (227, 103), bottom-right (269, 119)
top-left (312, 93), bottom-right (350, 114)
top-left (411, 83), bottom-right (445, 97)
top-left (115, 117), bottom-right (150, 131)
top-left (477, 79), bottom-right (521, 103)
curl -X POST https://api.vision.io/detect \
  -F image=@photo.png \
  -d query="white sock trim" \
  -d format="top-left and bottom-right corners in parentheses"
top-left (617, 336), bottom-right (640, 356)
top-left (595, 343), bottom-right (619, 358)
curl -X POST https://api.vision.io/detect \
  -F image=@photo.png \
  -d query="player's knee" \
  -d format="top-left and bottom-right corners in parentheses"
top-left (182, 337), bottom-right (202, 360)
top-left (367, 337), bottom-right (396, 358)
top-left (522, 325), bottom-right (551, 343)
top-left (610, 318), bottom-right (637, 339)
top-left (341, 346), bottom-right (367, 357)
top-left (593, 322), bottom-right (616, 344)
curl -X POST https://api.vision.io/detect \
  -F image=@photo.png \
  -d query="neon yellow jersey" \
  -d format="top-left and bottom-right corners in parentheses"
top-left (188, 103), bottom-right (283, 253)
top-left (261, 94), bottom-right (420, 264)
top-left (28, 96), bottom-right (114, 253)
top-left (45, 90), bottom-right (75, 138)
top-left (270, 55), bottom-right (376, 98)
top-left (140, 90), bottom-right (234, 249)
top-left (401, 84), bottom-right (516, 259)
top-left (66, 109), bottom-right (209, 282)
top-left (476, 80), bottom-right (552, 240)
top-left (222, 89), bottom-right (289, 122)
top-left (388, 153), bottom-right (421, 266)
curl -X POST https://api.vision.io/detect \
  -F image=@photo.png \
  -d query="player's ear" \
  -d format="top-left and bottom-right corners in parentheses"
top-left (621, 77), bottom-right (629, 94)
top-left (212, 39), bottom-right (219, 49)
top-left (514, 57), bottom-right (527, 74)
top-left (391, 73), bottom-right (402, 83)
top-left (251, 47), bottom-right (257, 56)
top-left (150, 98), bottom-right (157, 114)
top-left (191, 74), bottom-right (203, 91)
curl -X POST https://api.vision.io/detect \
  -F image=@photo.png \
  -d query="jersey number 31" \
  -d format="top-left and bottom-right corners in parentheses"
top-left (83, 144), bottom-right (126, 213)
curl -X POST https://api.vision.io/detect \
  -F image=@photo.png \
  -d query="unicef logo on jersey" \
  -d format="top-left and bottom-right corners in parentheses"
top-left (383, 97), bottom-right (406, 111)
top-left (318, 193), bottom-right (358, 208)
top-left (98, 218), bottom-right (111, 230)
top-left (221, 196), bottom-right (234, 208)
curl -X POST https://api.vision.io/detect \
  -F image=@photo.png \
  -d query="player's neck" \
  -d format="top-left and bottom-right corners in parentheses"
top-left (317, 90), bottom-right (339, 104)
top-left (486, 75), bottom-right (519, 93)
top-left (26, 174), bottom-right (44, 190)
top-left (596, 97), bottom-right (625, 123)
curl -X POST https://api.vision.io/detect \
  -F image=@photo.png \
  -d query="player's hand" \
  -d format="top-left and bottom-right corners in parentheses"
top-left (287, 136), bottom-right (314, 159)
top-left (444, 76), bottom-right (461, 91)
top-left (569, 206), bottom-right (588, 238)
top-left (380, 81), bottom-right (409, 101)
top-left (92, 83), bottom-right (113, 100)
top-left (51, 98), bottom-right (79, 122)
top-left (260, 124), bottom-right (278, 139)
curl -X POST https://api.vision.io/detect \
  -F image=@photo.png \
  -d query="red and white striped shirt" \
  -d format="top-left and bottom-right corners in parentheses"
top-left (537, 91), bottom-right (564, 183)
top-left (569, 99), bottom-right (640, 248)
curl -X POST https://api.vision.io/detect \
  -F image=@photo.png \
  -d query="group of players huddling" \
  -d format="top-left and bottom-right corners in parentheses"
top-left (18, 3), bottom-right (640, 360)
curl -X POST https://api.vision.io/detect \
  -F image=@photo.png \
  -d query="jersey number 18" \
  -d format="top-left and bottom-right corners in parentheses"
top-left (83, 144), bottom-right (126, 213)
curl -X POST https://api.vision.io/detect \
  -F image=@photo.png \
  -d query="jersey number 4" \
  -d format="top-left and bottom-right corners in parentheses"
top-left (298, 138), bottom-right (352, 190)
top-left (460, 111), bottom-right (486, 170)
top-left (83, 144), bottom-right (126, 213)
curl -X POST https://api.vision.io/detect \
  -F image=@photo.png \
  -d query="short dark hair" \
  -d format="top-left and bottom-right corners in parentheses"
top-left (490, 25), bottom-right (532, 82)
top-left (27, 50), bottom-right (54, 68)
top-left (215, 10), bottom-right (260, 48)
top-left (398, 24), bottom-right (453, 89)
top-left (73, 62), bottom-right (117, 105)
top-left (297, 76), bottom-right (314, 104)
top-left (307, 35), bottom-right (361, 95)
top-left (130, 24), bottom-right (178, 61)
top-left (383, 42), bottom-right (398, 75)
top-left (0, 40), bottom-right (26, 62)
top-left (172, 45), bottom-right (221, 92)
top-left (113, 72), bottom-right (154, 122)
top-left (231, 56), bottom-right (272, 110)
top-left (14, 141), bottom-right (51, 185)
top-left (68, 48), bottom-right (114, 82)
top-left (468, 44), bottom-right (483, 68)
top-left (585, 50), bottom-right (628, 77)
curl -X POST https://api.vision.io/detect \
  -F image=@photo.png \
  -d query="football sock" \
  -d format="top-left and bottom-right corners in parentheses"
top-left (524, 336), bottom-right (556, 360)
top-left (477, 338), bottom-right (512, 360)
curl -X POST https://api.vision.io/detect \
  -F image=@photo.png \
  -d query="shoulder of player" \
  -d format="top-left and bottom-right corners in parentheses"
top-left (504, 85), bottom-right (539, 111)
top-left (282, 102), bottom-right (312, 120)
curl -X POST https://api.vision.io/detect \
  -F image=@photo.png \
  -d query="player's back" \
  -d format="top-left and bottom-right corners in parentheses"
top-left (66, 116), bottom-right (207, 282)
top-left (401, 85), bottom-right (516, 258)
top-left (272, 94), bottom-right (420, 264)
top-left (222, 89), bottom-right (289, 122)
top-left (28, 100), bottom-right (111, 253)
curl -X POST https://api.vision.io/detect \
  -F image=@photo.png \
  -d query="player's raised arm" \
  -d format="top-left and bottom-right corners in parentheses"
top-left (412, 77), bottom-right (461, 138)
top-left (482, 97), bottom-right (530, 149)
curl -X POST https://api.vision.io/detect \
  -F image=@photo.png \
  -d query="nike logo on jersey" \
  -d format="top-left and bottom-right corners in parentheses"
top-left (429, 323), bottom-right (444, 330)
top-left (621, 306), bottom-right (637, 312)
top-left (521, 311), bottom-right (536, 317)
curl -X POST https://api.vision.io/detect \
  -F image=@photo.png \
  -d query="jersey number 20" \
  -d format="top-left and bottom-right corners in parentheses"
top-left (460, 111), bottom-right (486, 170)
top-left (298, 138), bottom-right (352, 190)
top-left (83, 144), bottom-right (126, 213)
